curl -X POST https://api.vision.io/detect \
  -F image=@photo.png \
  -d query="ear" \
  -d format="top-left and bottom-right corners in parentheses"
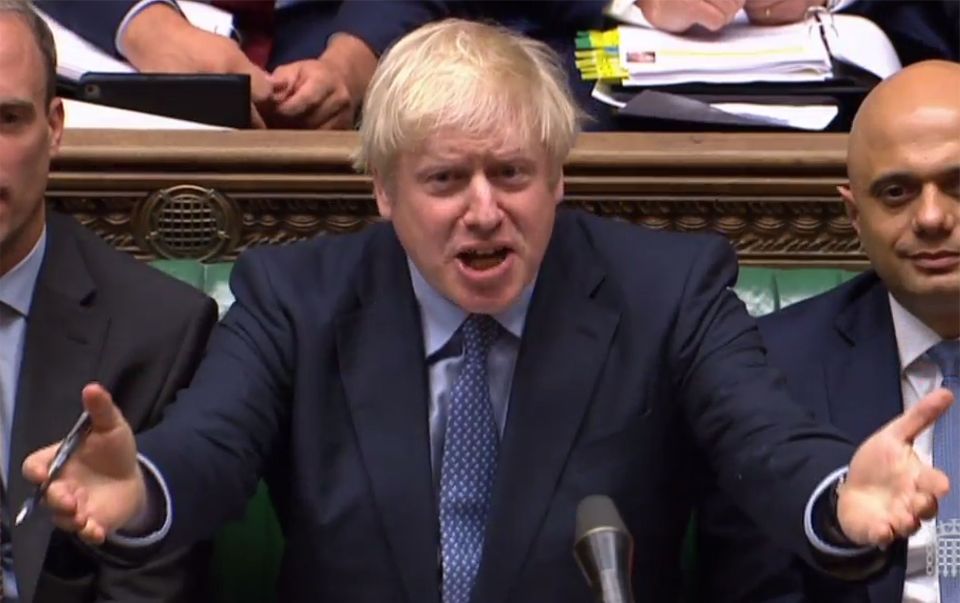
top-left (47, 97), bottom-right (64, 153)
top-left (372, 170), bottom-right (393, 220)
top-left (838, 184), bottom-right (860, 236)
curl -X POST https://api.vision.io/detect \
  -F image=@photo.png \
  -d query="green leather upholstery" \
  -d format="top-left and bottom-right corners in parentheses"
top-left (148, 259), bottom-right (861, 603)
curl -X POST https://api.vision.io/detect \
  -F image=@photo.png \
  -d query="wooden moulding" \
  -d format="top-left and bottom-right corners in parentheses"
top-left (49, 130), bottom-right (864, 267)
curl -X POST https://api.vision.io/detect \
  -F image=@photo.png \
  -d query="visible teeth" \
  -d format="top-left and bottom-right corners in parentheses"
top-left (465, 248), bottom-right (503, 258)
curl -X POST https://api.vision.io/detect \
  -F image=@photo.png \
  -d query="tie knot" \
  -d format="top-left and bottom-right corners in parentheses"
top-left (928, 340), bottom-right (960, 379)
top-left (461, 314), bottom-right (498, 357)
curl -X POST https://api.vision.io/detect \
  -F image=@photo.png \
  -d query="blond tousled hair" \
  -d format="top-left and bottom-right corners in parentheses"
top-left (355, 18), bottom-right (582, 177)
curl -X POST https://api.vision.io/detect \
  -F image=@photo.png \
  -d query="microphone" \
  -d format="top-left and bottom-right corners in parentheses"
top-left (573, 495), bottom-right (635, 603)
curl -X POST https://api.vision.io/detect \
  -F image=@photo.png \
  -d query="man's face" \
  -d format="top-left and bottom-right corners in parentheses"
top-left (0, 15), bottom-right (63, 273)
top-left (842, 105), bottom-right (960, 316)
top-left (374, 129), bottom-right (563, 314)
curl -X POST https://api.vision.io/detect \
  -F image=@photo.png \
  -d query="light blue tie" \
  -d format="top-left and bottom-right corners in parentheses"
top-left (929, 340), bottom-right (960, 601)
top-left (439, 314), bottom-right (499, 603)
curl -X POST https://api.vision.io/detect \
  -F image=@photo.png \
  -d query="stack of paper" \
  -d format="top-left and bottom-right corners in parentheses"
top-left (577, 22), bottom-right (833, 87)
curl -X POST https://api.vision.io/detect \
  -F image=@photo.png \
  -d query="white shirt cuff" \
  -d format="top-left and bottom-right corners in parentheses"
top-left (105, 453), bottom-right (172, 547)
top-left (803, 465), bottom-right (874, 557)
top-left (115, 0), bottom-right (183, 58)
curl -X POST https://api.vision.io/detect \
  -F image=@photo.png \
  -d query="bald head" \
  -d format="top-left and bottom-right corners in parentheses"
top-left (848, 61), bottom-right (960, 185)
top-left (840, 60), bottom-right (960, 338)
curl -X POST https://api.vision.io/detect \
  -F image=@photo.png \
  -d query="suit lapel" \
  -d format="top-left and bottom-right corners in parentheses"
top-left (823, 274), bottom-right (906, 602)
top-left (10, 215), bottom-right (108, 603)
top-left (473, 215), bottom-right (620, 603)
top-left (336, 228), bottom-right (440, 603)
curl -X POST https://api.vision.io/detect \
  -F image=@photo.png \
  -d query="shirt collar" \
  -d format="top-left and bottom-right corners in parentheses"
top-left (888, 292), bottom-right (945, 373)
top-left (408, 258), bottom-right (533, 357)
top-left (0, 227), bottom-right (47, 316)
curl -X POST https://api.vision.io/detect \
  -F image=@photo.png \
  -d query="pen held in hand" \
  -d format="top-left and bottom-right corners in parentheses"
top-left (15, 410), bottom-right (93, 526)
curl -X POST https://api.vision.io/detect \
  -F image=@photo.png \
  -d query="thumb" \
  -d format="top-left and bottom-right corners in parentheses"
top-left (888, 387), bottom-right (953, 442)
top-left (81, 382), bottom-right (124, 434)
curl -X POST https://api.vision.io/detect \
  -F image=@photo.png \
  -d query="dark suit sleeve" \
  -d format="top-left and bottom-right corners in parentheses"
top-left (136, 250), bottom-right (295, 551)
top-left (695, 482), bottom-right (813, 603)
top-left (668, 238), bottom-right (869, 577)
top-left (34, 0), bottom-right (142, 57)
top-left (332, 0), bottom-right (453, 55)
top-left (93, 295), bottom-right (218, 602)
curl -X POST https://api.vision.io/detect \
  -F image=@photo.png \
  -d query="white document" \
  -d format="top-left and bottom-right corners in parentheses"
top-left (826, 14), bottom-right (901, 78)
top-left (711, 103), bottom-right (839, 130)
top-left (63, 98), bottom-right (225, 130)
top-left (615, 22), bottom-right (832, 86)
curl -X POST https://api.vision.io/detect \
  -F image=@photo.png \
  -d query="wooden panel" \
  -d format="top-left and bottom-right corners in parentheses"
top-left (49, 129), bottom-right (862, 266)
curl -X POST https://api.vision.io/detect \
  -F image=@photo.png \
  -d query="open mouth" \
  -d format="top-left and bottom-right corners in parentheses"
top-left (458, 248), bottom-right (511, 271)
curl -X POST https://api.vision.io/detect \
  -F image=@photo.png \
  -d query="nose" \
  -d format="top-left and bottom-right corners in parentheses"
top-left (462, 174), bottom-right (503, 232)
top-left (913, 183), bottom-right (957, 237)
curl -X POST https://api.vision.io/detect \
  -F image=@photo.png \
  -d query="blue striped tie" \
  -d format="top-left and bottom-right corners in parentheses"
top-left (439, 315), bottom-right (499, 603)
top-left (929, 340), bottom-right (960, 601)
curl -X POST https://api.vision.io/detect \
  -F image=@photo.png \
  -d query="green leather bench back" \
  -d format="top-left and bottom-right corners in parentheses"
top-left (150, 260), bottom-right (861, 603)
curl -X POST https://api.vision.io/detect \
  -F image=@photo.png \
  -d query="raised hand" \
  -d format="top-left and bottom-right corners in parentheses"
top-left (636, 0), bottom-right (746, 33)
top-left (22, 383), bottom-right (147, 544)
top-left (837, 388), bottom-right (953, 546)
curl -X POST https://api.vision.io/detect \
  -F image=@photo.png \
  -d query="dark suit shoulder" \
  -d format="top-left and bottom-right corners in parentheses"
top-left (47, 213), bottom-right (213, 316)
top-left (560, 207), bottom-right (735, 274)
top-left (758, 271), bottom-right (885, 352)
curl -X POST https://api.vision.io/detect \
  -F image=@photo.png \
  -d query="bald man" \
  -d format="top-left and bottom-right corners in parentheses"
top-left (695, 59), bottom-right (960, 603)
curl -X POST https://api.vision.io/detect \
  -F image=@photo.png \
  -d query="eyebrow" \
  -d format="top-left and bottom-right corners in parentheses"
top-left (0, 98), bottom-right (33, 111)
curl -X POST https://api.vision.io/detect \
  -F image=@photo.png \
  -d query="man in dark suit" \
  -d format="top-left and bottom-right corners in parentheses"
top-left (24, 19), bottom-right (954, 603)
top-left (0, 3), bottom-right (218, 601)
top-left (697, 59), bottom-right (960, 603)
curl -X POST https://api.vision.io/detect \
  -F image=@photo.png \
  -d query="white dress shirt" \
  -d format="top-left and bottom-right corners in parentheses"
top-left (889, 293), bottom-right (957, 603)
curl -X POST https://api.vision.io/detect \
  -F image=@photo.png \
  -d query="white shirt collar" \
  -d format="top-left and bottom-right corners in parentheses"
top-left (888, 292), bottom-right (945, 374)
top-left (0, 227), bottom-right (47, 316)
top-left (407, 258), bottom-right (533, 357)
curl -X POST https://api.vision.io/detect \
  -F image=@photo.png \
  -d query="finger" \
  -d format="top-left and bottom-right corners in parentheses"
top-left (278, 78), bottom-right (337, 119)
top-left (708, 0), bottom-right (746, 18)
top-left (890, 509), bottom-right (920, 539)
top-left (45, 480), bottom-right (78, 514)
top-left (268, 65), bottom-right (297, 102)
top-left (917, 465), bottom-right (950, 499)
top-left (692, 2), bottom-right (734, 31)
top-left (82, 382), bottom-right (124, 433)
top-left (868, 522), bottom-right (895, 548)
top-left (78, 517), bottom-right (107, 545)
top-left (22, 443), bottom-right (59, 483)
top-left (887, 388), bottom-right (953, 442)
top-left (911, 491), bottom-right (938, 521)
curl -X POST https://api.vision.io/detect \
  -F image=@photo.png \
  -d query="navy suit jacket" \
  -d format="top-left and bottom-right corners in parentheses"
top-left (13, 213), bottom-right (218, 603)
top-left (697, 271), bottom-right (907, 603)
top-left (131, 208), bottom-right (859, 602)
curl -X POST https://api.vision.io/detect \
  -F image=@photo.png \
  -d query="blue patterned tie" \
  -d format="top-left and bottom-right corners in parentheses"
top-left (439, 314), bottom-right (500, 603)
top-left (929, 340), bottom-right (960, 601)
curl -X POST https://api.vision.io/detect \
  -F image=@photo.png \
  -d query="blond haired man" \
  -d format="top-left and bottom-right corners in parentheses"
top-left (23, 20), bottom-right (955, 603)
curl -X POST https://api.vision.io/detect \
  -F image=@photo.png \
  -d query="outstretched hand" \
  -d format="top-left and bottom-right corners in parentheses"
top-left (837, 388), bottom-right (953, 547)
top-left (22, 383), bottom-right (147, 544)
